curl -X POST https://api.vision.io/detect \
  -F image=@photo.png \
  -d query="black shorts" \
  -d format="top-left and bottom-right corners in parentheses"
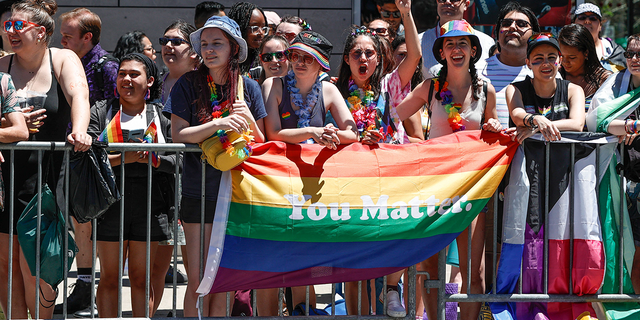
top-left (180, 196), bottom-right (217, 224)
top-left (96, 176), bottom-right (172, 242)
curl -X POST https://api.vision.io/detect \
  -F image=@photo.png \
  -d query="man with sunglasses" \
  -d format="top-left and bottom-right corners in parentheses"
top-left (376, 0), bottom-right (405, 38)
top-left (419, 0), bottom-right (494, 78)
top-left (55, 8), bottom-right (117, 318)
top-left (572, 3), bottom-right (626, 72)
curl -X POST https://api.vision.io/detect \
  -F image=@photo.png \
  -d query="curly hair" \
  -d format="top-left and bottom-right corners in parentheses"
top-left (336, 26), bottom-right (384, 99)
top-left (120, 53), bottom-right (163, 102)
top-left (12, 0), bottom-right (57, 45)
top-left (558, 24), bottom-right (611, 97)
top-left (227, 2), bottom-right (267, 74)
top-left (113, 30), bottom-right (147, 61)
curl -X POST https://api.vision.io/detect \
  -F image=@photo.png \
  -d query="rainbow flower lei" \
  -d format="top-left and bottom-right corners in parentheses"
top-left (434, 79), bottom-right (466, 132)
top-left (207, 75), bottom-right (253, 157)
top-left (346, 80), bottom-right (389, 140)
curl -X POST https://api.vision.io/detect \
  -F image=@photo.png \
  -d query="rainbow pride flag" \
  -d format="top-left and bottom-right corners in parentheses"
top-left (196, 131), bottom-right (518, 294)
top-left (97, 110), bottom-right (123, 143)
top-left (143, 122), bottom-right (159, 167)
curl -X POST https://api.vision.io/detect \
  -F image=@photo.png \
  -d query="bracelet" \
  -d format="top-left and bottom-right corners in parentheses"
top-left (625, 119), bottom-right (631, 134)
top-left (635, 120), bottom-right (639, 134)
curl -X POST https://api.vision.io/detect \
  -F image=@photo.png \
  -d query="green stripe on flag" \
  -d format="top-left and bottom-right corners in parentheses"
top-left (596, 86), bottom-right (640, 133)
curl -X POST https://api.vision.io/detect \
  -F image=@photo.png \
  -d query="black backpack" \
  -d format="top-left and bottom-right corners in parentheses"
top-left (91, 54), bottom-right (119, 98)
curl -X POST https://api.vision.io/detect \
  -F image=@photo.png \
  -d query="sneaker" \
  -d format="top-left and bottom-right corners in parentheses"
top-left (53, 280), bottom-right (92, 314)
top-left (165, 265), bottom-right (188, 284)
top-left (385, 290), bottom-right (406, 318)
top-left (73, 304), bottom-right (98, 318)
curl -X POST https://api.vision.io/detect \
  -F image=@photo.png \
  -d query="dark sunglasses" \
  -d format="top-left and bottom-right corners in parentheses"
top-left (159, 37), bottom-right (189, 46)
top-left (4, 20), bottom-right (40, 32)
top-left (380, 10), bottom-right (401, 18)
top-left (624, 51), bottom-right (640, 59)
top-left (576, 14), bottom-right (599, 22)
top-left (260, 51), bottom-right (287, 62)
top-left (368, 27), bottom-right (388, 35)
top-left (249, 25), bottom-right (269, 34)
top-left (350, 49), bottom-right (377, 60)
top-left (286, 50), bottom-right (315, 65)
top-left (437, 0), bottom-right (462, 4)
top-left (500, 18), bottom-right (531, 29)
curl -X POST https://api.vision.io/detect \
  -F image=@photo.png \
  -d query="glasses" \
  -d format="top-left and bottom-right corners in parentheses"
top-left (368, 27), bottom-right (388, 35)
top-left (380, 10), bottom-right (401, 18)
top-left (276, 31), bottom-right (297, 42)
top-left (350, 49), bottom-right (377, 60)
top-left (260, 51), bottom-right (287, 62)
top-left (249, 25), bottom-right (269, 34)
top-left (143, 46), bottom-right (155, 53)
top-left (4, 20), bottom-right (40, 32)
top-left (286, 51), bottom-right (315, 65)
top-left (159, 37), bottom-right (189, 46)
top-left (624, 51), bottom-right (640, 59)
top-left (576, 14), bottom-right (599, 22)
top-left (436, 0), bottom-right (462, 4)
top-left (500, 18), bottom-right (531, 29)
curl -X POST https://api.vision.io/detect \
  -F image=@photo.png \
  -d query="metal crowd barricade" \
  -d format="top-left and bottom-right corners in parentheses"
top-left (1, 136), bottom-right (640, 320)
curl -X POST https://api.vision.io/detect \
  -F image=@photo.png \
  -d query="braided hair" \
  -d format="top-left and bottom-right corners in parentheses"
top-left (228, 2), bottom-right (267, 74)
top-left (336, 26), bottom-right (384, 99)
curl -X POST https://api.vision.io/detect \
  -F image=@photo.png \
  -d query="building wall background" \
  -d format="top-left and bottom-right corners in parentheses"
top-left (54, 0), bottom-right (357, 74)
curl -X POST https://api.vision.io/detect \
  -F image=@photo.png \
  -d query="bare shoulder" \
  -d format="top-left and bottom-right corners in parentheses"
top-left (51, 48), bottom-right (82, 69)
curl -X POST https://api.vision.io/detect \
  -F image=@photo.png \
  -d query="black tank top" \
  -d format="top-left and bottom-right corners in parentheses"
top-left (509, 76), bottom-right (570, 127)
top-left (8, 49), bottom-right (72, 141)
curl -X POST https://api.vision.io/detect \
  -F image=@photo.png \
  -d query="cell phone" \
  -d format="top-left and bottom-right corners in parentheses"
top-left (123, 129), bottom-right (145, 142)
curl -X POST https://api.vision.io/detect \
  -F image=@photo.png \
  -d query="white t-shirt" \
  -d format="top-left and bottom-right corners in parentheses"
top-left (420, 25), bottom-right (495, 79)
top-left (480, 55), bottom-right (533, 128)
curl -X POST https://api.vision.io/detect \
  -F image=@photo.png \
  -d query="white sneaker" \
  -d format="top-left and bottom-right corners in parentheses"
top-left (385, 290), bottom-right (406, 318)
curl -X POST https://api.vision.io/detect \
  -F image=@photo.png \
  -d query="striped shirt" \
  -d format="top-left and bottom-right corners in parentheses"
top-left (480, 55), bottom-right (532, 128)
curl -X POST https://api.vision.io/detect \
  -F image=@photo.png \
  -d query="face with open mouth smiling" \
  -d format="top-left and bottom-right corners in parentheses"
top-left (526, 44), bottom-right (561, 81)
top-left (345, 36), bottom-right (379, 86)
top-left (439, 35), bottom-right (475, 69)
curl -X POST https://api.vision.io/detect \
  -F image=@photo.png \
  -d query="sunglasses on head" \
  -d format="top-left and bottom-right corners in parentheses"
top-left (500, 18), bottom-right (531, 29)
top-left (159, 37), bottom-right (189, 46)
top-left (380, 10), bottom-right (401, 18)
top-left (276, 31), bottom-right (297, 42)
top-left (624, 51), bottom-right (640, 59)
top-left (350, 49), bottom-right (377, 60)
top-left (4, 20), bottom-right (40, 32)
top-left (260, 51), bottom-right (287, 62)
top-left (436, 0), bottom-right (462, 4)
top-left (249, 25), bottom-right (269, 34)
top-left (286, 50), bottom-right (315, 65)
top-left (576, 14), bottom-right (599, 22)
top-left (368, 27), bottom-right (388, 35)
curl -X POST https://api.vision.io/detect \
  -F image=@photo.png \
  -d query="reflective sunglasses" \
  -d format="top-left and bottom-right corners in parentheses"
top-left (576, 14), bottom-right (599, 22)
top-left (159, 37), bottom-right (189, 46)
top-left (380, 10), bottom-right (401, 18)
top-left (368, 27), bottom-right (388, 35)
top-left (624, 51), bottom-right (640, 59)
top-left (4, 20), bottom-right (40, 32)
top-left (350, 49), bottom-right (377, 60)
top-left (286, 50), bottom-right (315, 65)
top-left (276, 31), bottom-right (297, 42)
top-left (249, 25), bottom-right (269, 34)
top-left (260, 51), bottom-right (287, 62)
top-left (500, 18), bottom-right (531, 29)
top-left (436, 0), bottom-right (462, 4)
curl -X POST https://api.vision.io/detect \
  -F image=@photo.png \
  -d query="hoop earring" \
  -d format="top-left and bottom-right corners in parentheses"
top-left (144, 89), bottom-right (150, 100)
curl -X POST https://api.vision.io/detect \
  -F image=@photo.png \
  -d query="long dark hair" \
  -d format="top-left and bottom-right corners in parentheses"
top-left (227, 2), bottom-right (267, 74)
top-left (558, 24), bottom-right (611, 97)
top-left (336, 26), bottom-right (384, 99)
top-left (194, 30), bottom-right (240, 123)
top-left (113, 31), bottom-right (147, 61)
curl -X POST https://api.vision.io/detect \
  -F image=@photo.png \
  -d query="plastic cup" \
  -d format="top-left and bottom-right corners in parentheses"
top-left (25, 91), bottom-right (47, 110)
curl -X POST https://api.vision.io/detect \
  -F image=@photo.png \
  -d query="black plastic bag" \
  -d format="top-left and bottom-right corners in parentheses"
top-left (69, 141), bottom-right (120, 223)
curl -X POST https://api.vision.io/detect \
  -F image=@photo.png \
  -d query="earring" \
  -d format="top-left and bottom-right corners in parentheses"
top-left (114, 87), bottom-right (120, 99)
top-left (37, 38), bottom-right (41, 43)
top-left (144, 89), bottom-right (150, 100)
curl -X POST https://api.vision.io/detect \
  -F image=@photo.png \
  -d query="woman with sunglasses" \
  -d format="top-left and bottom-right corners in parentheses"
top-left (227, 2), bottom-right (268, 75)
top-left (0, 0), bottom-right (92, 318)
top-left (275, 15), bottom-right (311, 44)
top-left (506, 33), bottom-right (585, 143)
top-left (558, 24), bottom-right (612, 113)
top-left (572, 3), bottom-right (626, 72)
top-left (169, 15), bottom-right (266, 317)
top-left (251, 34), bottom-right (289, 85)
top-left (396, 20), bottom-right (501, 320)
top-left (260, 31), bottom-right (357, 315)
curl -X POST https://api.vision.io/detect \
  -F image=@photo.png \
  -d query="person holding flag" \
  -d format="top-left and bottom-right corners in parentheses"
top-left (87, 52), bottom-right (177, 317)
